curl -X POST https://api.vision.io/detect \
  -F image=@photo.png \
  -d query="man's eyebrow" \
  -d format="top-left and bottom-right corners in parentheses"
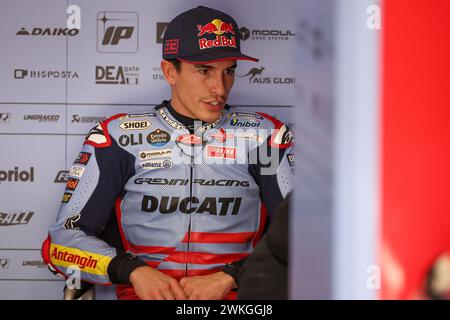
top-left (193, 64), bottom-right (214, 69)
top-left (193, 63), bottom-right (237, 69)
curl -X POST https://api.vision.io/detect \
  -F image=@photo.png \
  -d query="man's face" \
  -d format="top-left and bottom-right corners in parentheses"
top-left (166, 60), bottom-right (237, 123)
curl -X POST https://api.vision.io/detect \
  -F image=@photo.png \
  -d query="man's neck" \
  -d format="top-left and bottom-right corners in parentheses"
top-left (166, 101), bottom-right (201, 133)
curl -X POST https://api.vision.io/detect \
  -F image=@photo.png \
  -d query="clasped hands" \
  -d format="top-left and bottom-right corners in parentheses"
top-left (129, 266), bottom-right (237, 300)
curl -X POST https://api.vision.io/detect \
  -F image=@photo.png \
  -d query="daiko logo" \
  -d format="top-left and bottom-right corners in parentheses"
top-left (97, 11), bottom-right (138, 53)
top-left (16, 27), bottom-right (79, 37)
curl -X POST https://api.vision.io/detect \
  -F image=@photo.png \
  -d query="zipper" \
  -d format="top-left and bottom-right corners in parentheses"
top-left (185, 144), bottom-right (194, 277)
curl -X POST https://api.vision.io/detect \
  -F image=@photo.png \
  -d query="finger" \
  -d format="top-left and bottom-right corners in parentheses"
top-left (188, 292), bottom-right (199, 300)
top-left (162, 289), bottom-right (176, 300)
top-left (154, 293), bottom-right (165, 300)
top-left (179, 277), bottom-right (187, 288)
top-left (171, 280), bottom-right (188, 300)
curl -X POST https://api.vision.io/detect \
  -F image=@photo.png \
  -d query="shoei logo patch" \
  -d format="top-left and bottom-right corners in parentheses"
top-left (50, 244), bottom-right (111, 276)
top-left (119, 120), bottom-right (151, 131)
top-left (197, 19), bottom-right (236, 50)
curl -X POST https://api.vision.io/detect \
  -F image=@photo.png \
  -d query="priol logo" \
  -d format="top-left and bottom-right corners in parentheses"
top-left (0, 211), bottom-right (34, 226)
top-left (16, 27), bottom-right (79, 36)
top-left (95, 65), bottom-right (139, 85)
top-left (0, 167), bottom-right (34, 183)
top-left (97, 11), bottom-right (138, 53)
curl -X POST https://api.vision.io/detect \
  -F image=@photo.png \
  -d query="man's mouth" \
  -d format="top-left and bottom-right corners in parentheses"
top-left (202, 100), bottom-right (225, 111)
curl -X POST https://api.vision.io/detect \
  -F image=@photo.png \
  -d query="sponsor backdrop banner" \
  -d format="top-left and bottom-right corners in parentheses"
top-left (0, 0), bottom-right (298, 299)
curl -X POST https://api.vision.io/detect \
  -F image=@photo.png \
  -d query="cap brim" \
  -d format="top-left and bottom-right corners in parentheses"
top-left (178, 50), bottom-right (259, 64)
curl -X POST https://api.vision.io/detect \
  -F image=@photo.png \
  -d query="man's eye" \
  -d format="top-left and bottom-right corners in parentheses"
top-left (199, 69), bottom-right (209, 74)
top-left (226, 69), bottom-right (236, 75)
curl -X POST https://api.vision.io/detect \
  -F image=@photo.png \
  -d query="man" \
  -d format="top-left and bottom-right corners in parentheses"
top-left (42, 6), bottom-right (294, 300)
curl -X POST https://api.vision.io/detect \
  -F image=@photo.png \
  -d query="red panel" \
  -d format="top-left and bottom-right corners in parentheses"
top-left (381, 0), bottom-right (450, 299)
top-left (182, 231), bottom-right (256, 243)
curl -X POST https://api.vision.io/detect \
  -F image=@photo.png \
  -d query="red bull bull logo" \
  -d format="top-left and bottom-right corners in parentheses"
top-left (197, 19), bottom-right (235, 37)
top-left (197, 19), bottom-right (237, 50)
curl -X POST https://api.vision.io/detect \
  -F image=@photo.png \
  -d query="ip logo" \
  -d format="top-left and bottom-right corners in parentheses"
top-left (97, 11), bottom-right (138, 53)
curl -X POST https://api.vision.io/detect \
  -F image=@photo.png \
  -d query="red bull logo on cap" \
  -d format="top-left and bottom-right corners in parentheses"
top-left (197, 19), bottom-right (237, 50)
top-left (197, 19), bottom-right (235, 37)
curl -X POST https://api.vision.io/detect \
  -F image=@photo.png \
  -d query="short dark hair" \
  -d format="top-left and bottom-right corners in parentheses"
top-left (168, 59), bottom-right (181, 72)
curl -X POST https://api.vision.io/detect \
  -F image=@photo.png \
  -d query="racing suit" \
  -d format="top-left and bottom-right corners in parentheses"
top-left (42, 100), bottom-right (294, 299)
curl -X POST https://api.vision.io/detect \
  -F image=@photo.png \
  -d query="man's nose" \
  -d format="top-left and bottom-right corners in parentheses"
top-left (210, 74), bottom-right (226, 97)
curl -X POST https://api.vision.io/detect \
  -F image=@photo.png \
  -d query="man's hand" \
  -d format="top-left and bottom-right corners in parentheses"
top-left (129, 266), bottom-right (187, 300)
top-left (179, 271), bottom-right (237, 300)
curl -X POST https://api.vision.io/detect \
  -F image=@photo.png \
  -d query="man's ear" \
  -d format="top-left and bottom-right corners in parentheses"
top-left (161, 60), bottom-right (177, 86)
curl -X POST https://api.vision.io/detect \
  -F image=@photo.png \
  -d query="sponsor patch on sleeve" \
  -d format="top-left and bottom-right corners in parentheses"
top-left (287, 153), bottom-right (294, 167)
top-left (63, 214), bottom-right (81, 230)
top-left (49, 243), bottom-right (112, 276)
top-left (62, 192), bottom-right (72, 203)
top-left (65, 178), bottom-right (79, 192)
top-left (271, 124), bottom-right (294, 148)
top-left (74, 152), bottom-right (91, 165)
top-left (69, 165), bottom-right (85, 179)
